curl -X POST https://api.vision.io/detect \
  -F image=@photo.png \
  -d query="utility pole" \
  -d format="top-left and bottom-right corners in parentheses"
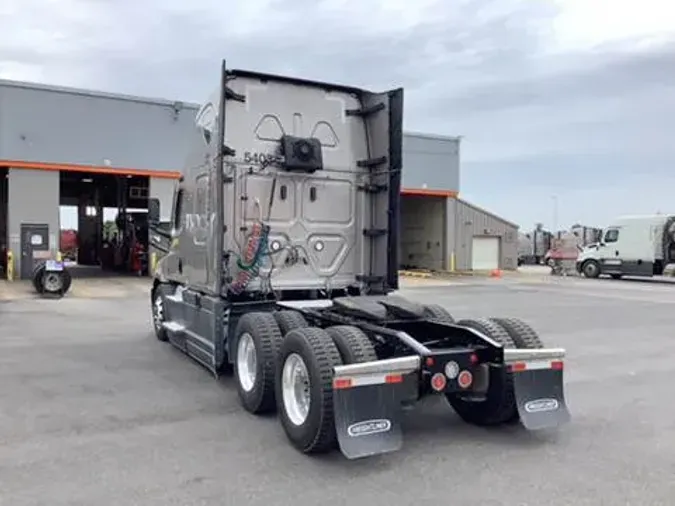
top-left (552, 195), bottom-right (559, 235)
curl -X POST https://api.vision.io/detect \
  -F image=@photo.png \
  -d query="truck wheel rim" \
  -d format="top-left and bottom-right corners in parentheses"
top-left (153, 296), bottom-right (164, 329)
top-left (44, 273), bottom-right (63, 292)
top-left (282, 353), bottom-right (311, 426)
top-left (237, 333), bottom-right (257, 392)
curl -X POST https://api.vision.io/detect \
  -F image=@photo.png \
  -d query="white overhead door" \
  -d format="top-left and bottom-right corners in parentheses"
top-left (471, 236), bottom-right (500, 270)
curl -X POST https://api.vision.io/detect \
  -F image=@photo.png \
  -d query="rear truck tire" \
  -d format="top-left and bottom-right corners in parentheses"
top-left (490, 317), bottom-right (544, 349)
top-left (325, 325), bottom-right (377, 364)
top-left (422, 304), bottom-right (455, 323)
top-left (151, 283), bottom-right (173, 342)
top-left (274, 310), bottom-right (308, 335)
top-left (581, 259), bottom-right (601, 279)
top-left (445, 317), bottom-right (518, 426)
top-left (275, 327), bottom-right (344, 454)
top-left (234, 312), bottom-right (284, 415)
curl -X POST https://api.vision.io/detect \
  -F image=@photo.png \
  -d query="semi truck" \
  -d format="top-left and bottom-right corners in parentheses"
top-left (147, 61), bottom-right (570, 460)
top-left (576, 214), bottom-right (675, 279)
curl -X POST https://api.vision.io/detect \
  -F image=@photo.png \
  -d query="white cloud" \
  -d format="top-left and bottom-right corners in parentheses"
top-left (1, 0), bottom-right (675, 229)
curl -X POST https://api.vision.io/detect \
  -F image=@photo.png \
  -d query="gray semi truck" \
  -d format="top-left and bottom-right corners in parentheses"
top-left (147, 61), bottom-right (570, 460)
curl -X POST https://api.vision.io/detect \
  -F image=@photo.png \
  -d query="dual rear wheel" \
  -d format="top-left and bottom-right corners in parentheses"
top-left (232, 311), bottom-right (377, 454)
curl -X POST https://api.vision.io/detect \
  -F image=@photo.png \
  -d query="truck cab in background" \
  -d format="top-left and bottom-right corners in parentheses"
top-left (576, 214), bottom-right (675, 279)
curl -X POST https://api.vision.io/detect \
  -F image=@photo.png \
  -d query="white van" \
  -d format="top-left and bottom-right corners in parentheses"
top-left (575, 214), bottom-right (675, 279)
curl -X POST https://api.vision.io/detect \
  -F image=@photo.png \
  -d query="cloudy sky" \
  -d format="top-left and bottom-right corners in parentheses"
top-left (2, 0), bottom-right (675, 230)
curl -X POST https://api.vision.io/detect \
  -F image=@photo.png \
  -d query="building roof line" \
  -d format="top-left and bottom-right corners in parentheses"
top-left (0, 78), bottom-right (201, 110)
top-left (455, 197), bottom-right (519, 229)
top-left (403, 130), bottom-right (462, 142)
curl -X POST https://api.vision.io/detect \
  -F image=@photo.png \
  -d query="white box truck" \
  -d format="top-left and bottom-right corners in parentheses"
top-left (576, 214), bottom-right (675, 279)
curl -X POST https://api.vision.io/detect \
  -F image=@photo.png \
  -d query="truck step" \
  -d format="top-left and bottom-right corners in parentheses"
top-left (162, 321), bottom-right (186, 333)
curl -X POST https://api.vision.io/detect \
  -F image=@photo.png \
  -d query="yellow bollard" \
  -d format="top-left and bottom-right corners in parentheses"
top-left (151, 252), bottom-right (157, 274)
top-left (450, 252), bottom-right (456, 272)
top-left (56, 251), bottom-right (63, 262)
top-left (6, 250), bottom-right (14, 281)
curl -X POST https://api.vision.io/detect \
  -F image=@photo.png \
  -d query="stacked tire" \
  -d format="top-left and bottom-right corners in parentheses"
top-left (231, 310), bottom-right (378, 455)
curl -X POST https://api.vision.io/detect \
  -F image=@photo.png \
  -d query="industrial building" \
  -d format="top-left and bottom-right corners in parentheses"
top-left (0, 78), bottom-right (518, 280)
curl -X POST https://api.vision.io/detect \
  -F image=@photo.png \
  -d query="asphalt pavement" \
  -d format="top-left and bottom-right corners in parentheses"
top-left (1, 275), bottom-right (675, 506)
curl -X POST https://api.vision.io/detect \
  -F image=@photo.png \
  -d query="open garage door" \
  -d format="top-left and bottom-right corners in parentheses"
top-left (471, 236), bottom-right (500, 270)
top-left (400, 195), bottom-right (446, 271)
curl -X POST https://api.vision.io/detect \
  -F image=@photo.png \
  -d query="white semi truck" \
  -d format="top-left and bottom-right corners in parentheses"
top-left (576, 214), bottom-right (675, 279)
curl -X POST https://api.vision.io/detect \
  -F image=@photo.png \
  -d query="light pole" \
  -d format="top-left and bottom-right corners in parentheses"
top-left (552, 195), bottom-right (559, 235)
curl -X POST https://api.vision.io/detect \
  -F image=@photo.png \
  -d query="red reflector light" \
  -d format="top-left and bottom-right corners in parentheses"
top-left (470, 353), bottom-right (479, 364)
top-left (431, 372), bottom-right (447, 392)
top-left (510, 362), bottom-right (527, 372)
top-left (385, 374), bottom-right (403, 384)
top-left (457, 370), bottom-right (473, 389)
top-left (551, 360), bottom-right (564, 371)
top-left (333, 378), bottom-right (352, 390)
top-left (425, 357), bottom-right (435, 367)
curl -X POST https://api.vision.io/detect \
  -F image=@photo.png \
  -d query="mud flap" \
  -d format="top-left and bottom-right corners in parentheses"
top-left (332, 356), bottom-right (420, 460)
top-left (512, 367), bottom-right (570, 430)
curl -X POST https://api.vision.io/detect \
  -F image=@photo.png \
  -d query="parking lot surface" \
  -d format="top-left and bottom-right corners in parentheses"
top-left (2, 276), bottom-right (675, 506)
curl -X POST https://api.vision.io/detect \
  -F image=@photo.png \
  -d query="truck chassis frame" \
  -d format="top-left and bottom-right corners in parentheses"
top-left (152, 285), bottom-right (570, 460)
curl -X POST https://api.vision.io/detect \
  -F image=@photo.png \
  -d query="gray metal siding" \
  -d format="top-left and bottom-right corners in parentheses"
top-left (402, 133), bottom-right (460, 192)
top-left (7, 169), bottom-right (60, 276)
top-left (449, 198), bottom-right (518, 271)
top-left (0, 82), bottom-right (199, 171)
top-left (0, 81), bottom-right (461, 195)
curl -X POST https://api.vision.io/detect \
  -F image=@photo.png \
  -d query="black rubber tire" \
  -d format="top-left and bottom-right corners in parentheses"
top-left (233, 312), bottom-right (284, 414)
top-left (582, 260), bottom-right (601, 279)
top-left (325, 325), bottom-right (377, 364)
top-left (32, 264), bottom-right (72, 295)
top-left (422, 304), bottom-right (455, 323)
top-left (490, 317), bottom-right (544, 349)
top-left (445, 317), bottom-right (518, 426)
top-left (610, 274), bottom-right (623, 280)
top-left (151, 283), bottom-right (173, 342)
top-left (275, 327), bottom-right (344, 454)
top-left (274, 310), bottom-right (308, 335)
top-left (31, 263), bottom-right (44, 292)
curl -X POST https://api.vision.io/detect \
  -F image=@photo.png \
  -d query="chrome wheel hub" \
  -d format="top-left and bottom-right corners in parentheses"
top-left (236, 333), bottom-right (257, 392)
top-left (281, 353), bottom-right (311, 426)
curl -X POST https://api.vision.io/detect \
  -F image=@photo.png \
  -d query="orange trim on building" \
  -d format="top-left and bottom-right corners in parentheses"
top-left (0, 159), bottom-right (181, 179)
top-left (400, 188), bottom-right (458, 198)
top-left (3, 160), bottom-right (459, 196)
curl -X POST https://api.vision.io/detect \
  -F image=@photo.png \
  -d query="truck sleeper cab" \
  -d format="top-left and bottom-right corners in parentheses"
top-left (148, 61), bottom-right (570, 460)
top-left (576, 214), bottom-right (675, 279)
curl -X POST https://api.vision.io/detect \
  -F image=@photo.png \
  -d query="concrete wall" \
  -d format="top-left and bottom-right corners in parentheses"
top-left (7, 169), bottom-right (60, 275)
top-left (399, 195), bottom-right (447, 270)
top-left (402, 133), bottom-right (460, 192)
top-left (0, 80), bottom-right (199, 170)
top-left (447, 198), bottom-right (518, 271)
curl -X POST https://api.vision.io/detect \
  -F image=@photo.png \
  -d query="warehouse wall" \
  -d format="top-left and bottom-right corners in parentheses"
top-left (448, 198), bottom-right (518, 271)
top-left (402, 133), bottom-right (460, 192)
top-left (7, 169), bottom-right (60, 275)
top-left (399, 195), bottom-right (447, 270)
top-left (0, 80), bottom-right (199, 170)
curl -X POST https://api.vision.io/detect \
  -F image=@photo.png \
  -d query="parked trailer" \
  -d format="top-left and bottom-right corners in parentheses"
top-left (148, 61), bottom-right (570, 460)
